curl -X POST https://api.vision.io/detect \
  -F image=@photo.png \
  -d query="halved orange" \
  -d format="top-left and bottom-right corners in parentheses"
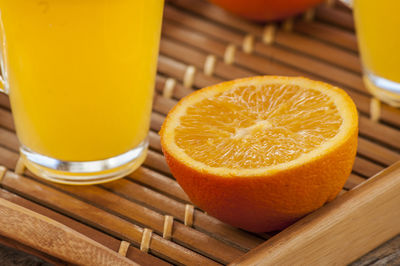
top-left (160, 76), bottom-right (358, 232)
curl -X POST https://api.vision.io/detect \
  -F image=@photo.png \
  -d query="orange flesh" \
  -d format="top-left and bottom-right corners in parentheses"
top-left (175, 84), bottom-right (342, 169)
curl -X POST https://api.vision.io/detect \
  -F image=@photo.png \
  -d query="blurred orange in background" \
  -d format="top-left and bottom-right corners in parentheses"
top-left (209, 0), bottom-right (324, 21)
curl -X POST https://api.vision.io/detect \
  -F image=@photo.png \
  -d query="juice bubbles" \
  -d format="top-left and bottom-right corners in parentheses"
top-left (0, 0), bottom-right (164, 183)
top-left (354, 0), bottom-right (400, 106)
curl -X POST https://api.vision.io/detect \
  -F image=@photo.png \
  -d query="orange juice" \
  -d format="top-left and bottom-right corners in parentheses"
top-left (0, 0), bottom-right (163, 161)
top-left (354, 0), bottom-right (400, 105)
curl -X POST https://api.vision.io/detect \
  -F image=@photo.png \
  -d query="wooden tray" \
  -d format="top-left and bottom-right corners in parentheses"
top-left (0, 0), bottom-right (399, 265)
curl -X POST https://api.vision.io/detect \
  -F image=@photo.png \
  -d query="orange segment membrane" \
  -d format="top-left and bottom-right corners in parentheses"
top-left (175, 84), bottom-right (342, 169)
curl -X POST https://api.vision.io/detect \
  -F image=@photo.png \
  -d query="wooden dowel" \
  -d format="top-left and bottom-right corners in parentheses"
top-left (162, 215), bottom-right (174, 240)
top-left (118, 241), bottom-right (131, 257)
top-left (370, 97), bottom-right (381, 122)
top-left (155, 74), bottom-right (194, 99)
top-left (184, 204), bottom-right (194, 227)
top-left (302, 8), bottom-right (315, 22)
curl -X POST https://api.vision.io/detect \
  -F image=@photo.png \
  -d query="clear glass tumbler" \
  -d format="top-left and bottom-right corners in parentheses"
top-left (351, 0), bottom-right (400, 107)
top-left (0, 0), bottom-right (164, 184)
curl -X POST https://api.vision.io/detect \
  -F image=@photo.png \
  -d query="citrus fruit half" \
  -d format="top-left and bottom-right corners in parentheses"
top-left (160, 76), bottom-right (358, 232)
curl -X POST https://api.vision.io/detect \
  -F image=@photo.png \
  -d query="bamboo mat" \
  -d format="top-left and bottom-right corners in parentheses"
top-left (0, 0), bottom-right (400, 265)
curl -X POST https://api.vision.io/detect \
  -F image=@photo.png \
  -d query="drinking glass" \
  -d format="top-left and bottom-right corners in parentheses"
top-left (0, 0), bottom-right (164, 184)
top-left (346, 0), bottom-right (400, 106)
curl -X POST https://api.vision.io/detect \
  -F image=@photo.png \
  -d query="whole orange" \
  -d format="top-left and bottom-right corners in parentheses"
top-left (209, 0), bottom-right (324, 21)
top-left (160, 76), bottom-right (358, 232)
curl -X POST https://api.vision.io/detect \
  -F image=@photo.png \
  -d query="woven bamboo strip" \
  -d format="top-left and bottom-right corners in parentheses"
top-left (148, 131), bottom-right (162, 152)
top-left (164, 5), bottom-right (361, 74)
top-left (344, 174), bottom-right (365, 190)
top-left (0, 170), bottom-right (219, 266)
top-left (161, 22), bottom-right (305, 77)
top-left (0, 198), bottom-right (137, 266)
top-left (357, 138), bottom-right (400, 166)
top-left (129, 167), bottom-right (190, 203)
top-left (160, 38), bottom-right (253, 80)
top-left (158, 55), bottom-right (221, 89)
top-left (144, 150), bottom-right (171, 176)
top-left (293, 20), bottom-right (358, 51)
top-left (32, 179), bottom-right (244, 264)
top-left (0, 107), bottom-right (15, 131)
top-left (358, 116), bottom-right (400, 150)
top-left (0, 195), bottom-right (166, 266)
top-left (353, 157), bottom-right (384, 178)
top-left (161, 20), bottom-right (366, 100)
top-left (0, 94), bottom-right (11, 109)
top-left (0, 127), bottom-right (19, 152)
top-left (168, 0), bottom-right (358, 51)
top-left (162, 19), bottom-right (365, 96)
top-left (273, 31), bottom-right (361, 73)
top-left (111, 176), bottom-right (263, 251)
top-left (314, 5), bottom-right (354, 30)
top-left (168, 0), bottom-right (400, 125)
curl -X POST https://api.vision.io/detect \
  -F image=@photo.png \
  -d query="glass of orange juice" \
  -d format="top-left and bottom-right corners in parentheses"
top-left (0, 0), bottom-right (164, 184)
top-left (349, 0), bottom-right (400, 106)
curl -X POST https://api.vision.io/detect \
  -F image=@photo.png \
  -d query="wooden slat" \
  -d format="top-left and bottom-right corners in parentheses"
top-left (293, 20), bottom-right (358, 51)
top-left (102, 179), bottom-right (263, 251)
top-left (164, 4), bottom-right (361, 74)
top-left (162, 16), bottom-right (366, 95)
top-left (344, 174), bottom-right (365, 190)
top-left (0, 196), bottom-right (137, 266)
top-left (315, 5), bottom-right (355, 31)
top-left (231, 162), bottom-right (400, 265)
top-left (1, 170), bottom-right (219, 266)
top-left (0, 189), bottom-right (169, 266)
top-left (36, 182), bottom-right (244, 264)
top-left (0, 135), bottom-right (252, 264)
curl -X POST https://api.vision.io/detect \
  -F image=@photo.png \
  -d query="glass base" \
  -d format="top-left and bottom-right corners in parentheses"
top-left (20, 139), bottom-right (148, 185)
top-left (363, 72), bottom-right (400, 107)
